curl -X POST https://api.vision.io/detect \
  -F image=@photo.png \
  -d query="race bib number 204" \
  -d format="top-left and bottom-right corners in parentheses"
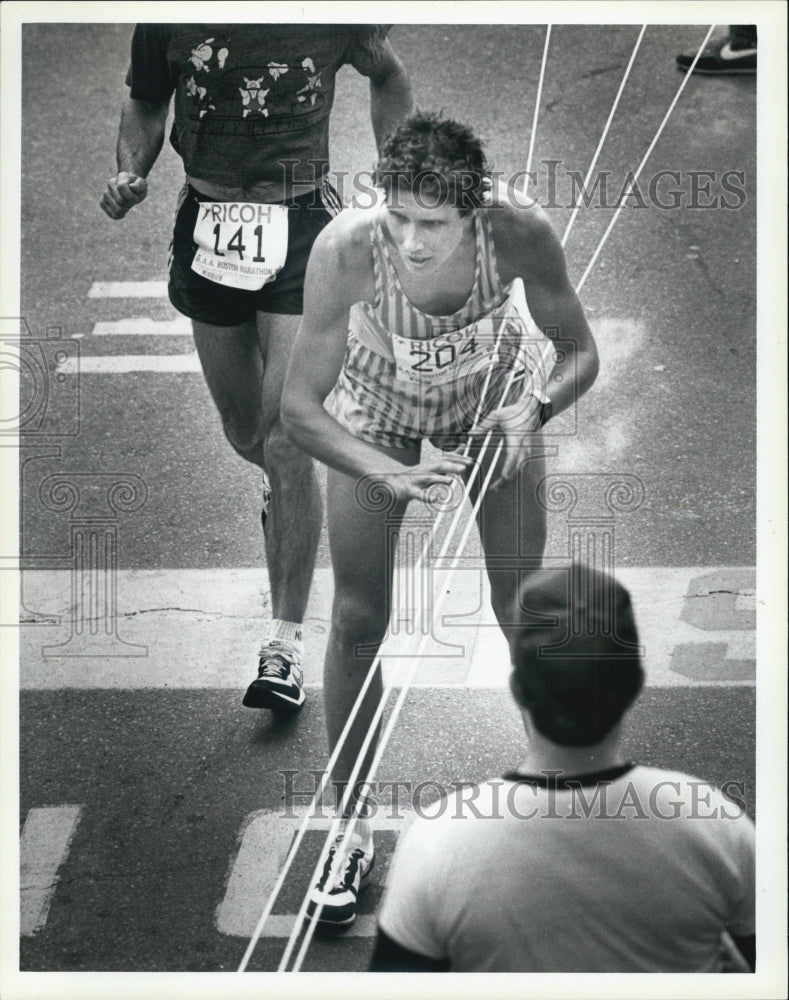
top-left (191, 202), bottom-right (289, 291)
top-left (390, 278), bottom-right (557, 392)
top-left (391, 320), bottom-right (499, 387)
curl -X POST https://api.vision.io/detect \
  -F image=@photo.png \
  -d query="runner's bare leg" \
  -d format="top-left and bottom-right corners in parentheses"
top-left (322, 444), bottom-right (419, 801)
top-left (257, 311), bottom-right (322, 622)
top-left (468, 444), bottom-right (548, 643)
top-left (192, 313), bottom-right (320, 623)
top-left (192, 318), bottom-right (266, 467)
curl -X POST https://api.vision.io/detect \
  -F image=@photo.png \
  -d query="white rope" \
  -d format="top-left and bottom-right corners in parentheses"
top-left (574, 25), bottom-right (716, 293)
top-left (239, 27), bottom-right (559, 969)
top-left (287, 418), bottom-right (520, 972)
top-left (279, 26), bottom-right (557, 971)
top-left (276, 417), bottom-right (513, 971)
top-left (561, 25), bottom-right (647, 248)
top-left (242, 22), bottom-right (714, 973)
top-left (238, 337), bottom-right (507, 973)
top-left (524, 25), bottom-right (552, 187)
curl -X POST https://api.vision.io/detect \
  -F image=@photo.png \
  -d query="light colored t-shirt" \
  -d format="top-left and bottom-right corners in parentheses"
top-left (378, 764), bottom-right (755, 972)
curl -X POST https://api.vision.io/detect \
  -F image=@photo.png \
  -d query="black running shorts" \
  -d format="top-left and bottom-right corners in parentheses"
top-left (168, 181), bottom-right (340, 325)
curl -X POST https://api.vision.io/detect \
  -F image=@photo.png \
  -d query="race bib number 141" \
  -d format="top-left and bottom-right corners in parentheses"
top-left (191, 202), bottom-right (289, 291)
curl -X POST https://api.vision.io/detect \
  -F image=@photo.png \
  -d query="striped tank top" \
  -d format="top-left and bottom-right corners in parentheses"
top-left (325, 205), bottom-right (547, 450)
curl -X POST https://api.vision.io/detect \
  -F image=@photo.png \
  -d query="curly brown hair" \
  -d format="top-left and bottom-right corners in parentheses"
top-left (374, 110), bottom-right (489, 215)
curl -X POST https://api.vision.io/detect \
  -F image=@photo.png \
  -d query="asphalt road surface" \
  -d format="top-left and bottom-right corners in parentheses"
top-left (10, 18), bottom-right (764, 983)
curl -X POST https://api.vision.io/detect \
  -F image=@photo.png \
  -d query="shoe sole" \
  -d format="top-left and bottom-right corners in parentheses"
top-left (676, 64), bottom-right (756, 74)
top-left (242, 681), bottom-right (306, 711)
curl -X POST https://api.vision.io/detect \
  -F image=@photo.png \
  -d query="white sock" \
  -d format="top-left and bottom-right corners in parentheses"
top-left (268, 620), bottom-right (304, 652)
top-left (341, 815), bottom-right (374, 850)
top-left (355, 816), bottom-right (374, 847)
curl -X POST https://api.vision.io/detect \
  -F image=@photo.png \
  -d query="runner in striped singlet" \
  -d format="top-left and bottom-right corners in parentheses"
top-left (282, 112), bottom-right (600, 927)
top-left (324, 190), bottom-right (525, 450)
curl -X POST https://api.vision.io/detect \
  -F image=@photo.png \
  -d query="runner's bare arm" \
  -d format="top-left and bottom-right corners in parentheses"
top-left (100, 96), bottom-right (169, 219)
top-left (468, 202), bottom-right (599, 484)
top-left (282, 219), bottom-right (399, 478)
top-left (493, 200), bottom-right (600, 419)
top-left (358, 40), bottom-right (414, 151)
top-left (281, 217), bottom-right (471, 495)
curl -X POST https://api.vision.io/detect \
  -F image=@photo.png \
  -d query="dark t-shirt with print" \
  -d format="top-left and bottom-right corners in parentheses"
top-left (126, 24), bottom-right (390, 187)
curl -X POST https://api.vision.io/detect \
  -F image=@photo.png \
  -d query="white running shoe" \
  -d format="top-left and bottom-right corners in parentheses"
top-left (307, 828), bottom-right (375, 927)
top-left (242, 638), bottom-right (305, 711)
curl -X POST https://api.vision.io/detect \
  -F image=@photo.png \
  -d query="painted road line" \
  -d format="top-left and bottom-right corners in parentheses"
top-left (88, 281), bottom-right (168, 298)
top-left (55, 355), bottom-right (201, 375)
top-left (217, 810), bottom-right (404, 939)
top-left (465, 566), bottom-right (756, 688)
top-left (90, 317), bottom-right (192, 336)
top-left (19, 567), bottom-right (480, 690)
top-left (20, 567), bottom-right (755, 689)
top-left (20, 805), bottom-right (83, 936)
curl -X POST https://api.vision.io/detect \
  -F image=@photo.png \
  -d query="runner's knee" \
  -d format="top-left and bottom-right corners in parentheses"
top-left (221, 413), bottom-right (265, 465)
top-left (331, 592), bottom-right (389, 649)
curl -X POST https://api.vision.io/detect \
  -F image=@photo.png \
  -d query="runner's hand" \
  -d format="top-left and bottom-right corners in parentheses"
top-left (378, 454), bottom-right (473, 504)
top-left (469, 400), bottom-right (543, 487)
top-left (100, 172), bottom-right (148, 219)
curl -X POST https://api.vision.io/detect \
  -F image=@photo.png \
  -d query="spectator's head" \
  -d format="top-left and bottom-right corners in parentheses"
top-left (510, 566), bottom-right (644, 747)
top-left (374, 110), bottom-right (488, 217)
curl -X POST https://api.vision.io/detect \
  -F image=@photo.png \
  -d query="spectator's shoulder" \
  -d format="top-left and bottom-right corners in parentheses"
top-left (633, 766), bottom-right (753, 826)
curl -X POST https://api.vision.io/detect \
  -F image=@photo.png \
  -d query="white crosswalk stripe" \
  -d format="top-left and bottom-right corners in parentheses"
top-left (216, 811), bottom-right (404, 938)
top-left (56, 355), bottom-right (202, 374)
top-left (88, 281), bottom-right (168, 298)
top-left (89, 317), bottom-right (192, 336)
top-left (20, 806), bottom-right (83, 936)
top-left (20, 567), bottom-right (755, 689)
top-left (78, 280), bottom-right (197, 372)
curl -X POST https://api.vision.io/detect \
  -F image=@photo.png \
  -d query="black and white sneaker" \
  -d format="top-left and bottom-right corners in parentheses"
top-left (242, 638), bottom-right (305, 710)
top-left (307, 830), bottom-right (375, 927)
top-left (676, 37), bottom-right (756, 75)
